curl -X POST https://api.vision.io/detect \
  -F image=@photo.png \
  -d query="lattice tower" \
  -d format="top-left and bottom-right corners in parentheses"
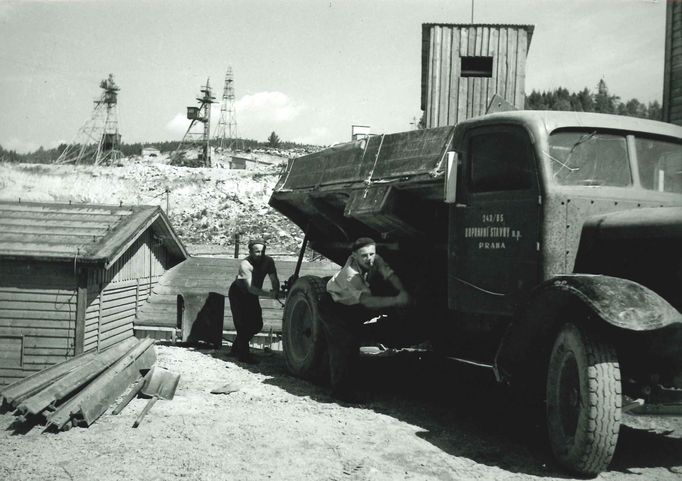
top-left (56, 74), bottom-right (122, 165)
top-left (214, 66), bottom-right (243, 151)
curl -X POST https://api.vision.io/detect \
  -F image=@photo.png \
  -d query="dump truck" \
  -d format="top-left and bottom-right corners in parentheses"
top-left (269, 111), bottom-right (682, 476)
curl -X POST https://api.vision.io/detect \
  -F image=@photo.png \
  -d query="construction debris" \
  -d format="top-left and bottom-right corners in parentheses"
top-left (0, 337), bottom-right (159, 432)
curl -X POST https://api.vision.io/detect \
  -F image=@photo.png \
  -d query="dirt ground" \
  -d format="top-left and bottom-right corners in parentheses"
top-left (0, 344), bottom-right (680, 481)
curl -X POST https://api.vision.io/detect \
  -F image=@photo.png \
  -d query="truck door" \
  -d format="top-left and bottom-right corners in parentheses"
top-left (450, 125), bottom-right (540, 315)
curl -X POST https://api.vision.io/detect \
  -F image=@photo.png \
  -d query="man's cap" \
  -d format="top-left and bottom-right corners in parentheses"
top-left (248, 238), bottom-right (266, 250)
top-left (352, 237), bottom-right (376, 251)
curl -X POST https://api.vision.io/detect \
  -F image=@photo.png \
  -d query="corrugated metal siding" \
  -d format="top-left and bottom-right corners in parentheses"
top-left (663, 1), bottom-right (682, 125)
top-left (423, 24), bottom-right (532, 128)
top-left (0, 260), bottom-right (77, 386)
top-left (83, 231), bottom-right (170, 352)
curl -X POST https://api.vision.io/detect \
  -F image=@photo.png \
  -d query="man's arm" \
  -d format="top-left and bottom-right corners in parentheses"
top-left (357, 273), bottom-right (412, 309)
top-left (268, 272), bottom-right (280, 299)
top-left (239, 260), bottom-right (273, 297)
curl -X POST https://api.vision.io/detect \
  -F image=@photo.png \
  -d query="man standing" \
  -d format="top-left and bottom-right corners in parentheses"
top-left (228, 239), bottom-right (279, 364)
top-left (323, 237), bottom-right (412, 401)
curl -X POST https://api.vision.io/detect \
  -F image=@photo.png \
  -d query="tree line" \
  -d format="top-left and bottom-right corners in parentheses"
top-left (0, 134), bottom-right (312, 164)
top-left (1, 79), bottom-right (665, 163)
top-left (525, 79), bottom-right (662, 119)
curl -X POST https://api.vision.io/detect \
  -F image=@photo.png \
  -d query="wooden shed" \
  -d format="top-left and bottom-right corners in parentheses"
top-left (421, 23), bottom-right (534, 128)
top-left (0, 201), bottom-right (187, 386)
top-left (663, 0), bottom-right (682, 125)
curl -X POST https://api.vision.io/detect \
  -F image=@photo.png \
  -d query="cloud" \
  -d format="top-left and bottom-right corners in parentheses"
top-left (292, 127), bottom-right (335, 146)
top-left (1, 137), bottom-right (40, 154)
top-left (236, 91), bottom-right (304, 123)
top-left (165, 113), bottom-right (191, 137)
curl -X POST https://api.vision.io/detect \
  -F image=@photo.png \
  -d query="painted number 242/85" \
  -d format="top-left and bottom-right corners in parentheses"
top-left (482, 213), bottom-right (504, 223)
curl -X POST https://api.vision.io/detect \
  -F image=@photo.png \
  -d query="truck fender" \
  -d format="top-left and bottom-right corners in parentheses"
top-left (495, 274), bottom-right (682, 385)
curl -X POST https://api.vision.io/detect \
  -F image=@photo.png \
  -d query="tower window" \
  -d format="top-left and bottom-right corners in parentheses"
top-left (460, 56), bottom-right (493, 77)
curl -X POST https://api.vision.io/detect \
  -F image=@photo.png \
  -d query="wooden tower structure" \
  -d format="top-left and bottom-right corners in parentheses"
top-left (421, 23), bottom-right (534, 128)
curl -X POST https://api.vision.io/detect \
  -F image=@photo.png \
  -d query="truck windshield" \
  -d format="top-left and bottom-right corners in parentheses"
top-left (635, 137), bottom-right (682, 194)
top-left (548, 132), bottom-right (631, 187)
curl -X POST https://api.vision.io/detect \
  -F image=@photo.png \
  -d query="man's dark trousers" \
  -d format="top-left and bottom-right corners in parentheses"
top-left (228, 282), bottom-right (263, 357)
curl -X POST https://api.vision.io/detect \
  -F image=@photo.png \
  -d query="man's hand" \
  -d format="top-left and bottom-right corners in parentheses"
top-left (270, 289), bottom-right (280, 300)
top-left (394, 291), bottom-right (414, 308)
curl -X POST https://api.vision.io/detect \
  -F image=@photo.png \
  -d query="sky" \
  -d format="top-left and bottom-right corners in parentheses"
top-left (0, 0), bottom-right (670, 153)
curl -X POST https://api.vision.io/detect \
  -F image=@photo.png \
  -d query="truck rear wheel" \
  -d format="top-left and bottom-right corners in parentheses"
top-left (546, 323), bottom-right (622, 476)
top-left (282, 276), bottom-right (329, 382)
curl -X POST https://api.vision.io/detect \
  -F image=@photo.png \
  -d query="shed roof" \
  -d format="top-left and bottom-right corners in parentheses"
top-left (0, 201), bottom-right (188, 268)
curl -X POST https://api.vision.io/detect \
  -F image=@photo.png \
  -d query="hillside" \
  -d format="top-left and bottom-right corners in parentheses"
top-left (0, 155), bottom-right (305, 255)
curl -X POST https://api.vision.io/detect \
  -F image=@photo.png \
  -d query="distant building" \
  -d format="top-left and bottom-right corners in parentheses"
top-left (0, 201), bottom-right (187, 386)
top-left (229, 156), bottom-right (248, 169)
top-left (351, 125), bottom-right (371, 140)
top-left (142, 146), bottom-right (160, 158)
top-left (228, 155), bottom-right (273, 170)
top-left (663, 1), bottom-right (682, 125)
top-left (421, 23), bottom-right (534, 128)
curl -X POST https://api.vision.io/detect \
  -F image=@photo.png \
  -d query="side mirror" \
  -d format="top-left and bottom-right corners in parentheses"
top-left (444, 151), bottom-right (458, 203)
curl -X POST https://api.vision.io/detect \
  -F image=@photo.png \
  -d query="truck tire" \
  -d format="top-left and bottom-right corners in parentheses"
top-left (282, 276), bottom-right (329, 382)
top-left (546, 323), bottom-right (622, 477)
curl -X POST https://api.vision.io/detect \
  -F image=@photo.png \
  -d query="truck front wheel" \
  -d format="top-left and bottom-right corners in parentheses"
top-left (546, 323), bottom-right (622, 476)
top-left (282, 276), bottom-right (329, 382)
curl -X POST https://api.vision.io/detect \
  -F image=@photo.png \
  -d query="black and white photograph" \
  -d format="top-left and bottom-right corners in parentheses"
top-left (0, 0), bottom-right (681, 479)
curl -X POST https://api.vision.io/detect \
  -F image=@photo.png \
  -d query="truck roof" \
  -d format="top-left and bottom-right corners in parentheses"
top-left (456, 110), bottom-right (682, 139)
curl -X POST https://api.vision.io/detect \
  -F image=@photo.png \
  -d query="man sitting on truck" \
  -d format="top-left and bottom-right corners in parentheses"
top-left (228, 239), bottom-right (279, 364)
top-left (323, 237), bottom-right (412, 402)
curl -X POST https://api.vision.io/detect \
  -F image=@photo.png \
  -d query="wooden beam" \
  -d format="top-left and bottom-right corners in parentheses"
top-left (75, 268), bottom-right (88, 355)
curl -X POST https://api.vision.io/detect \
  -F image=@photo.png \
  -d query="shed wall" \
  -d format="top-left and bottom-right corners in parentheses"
top-left (663, 0), bottom-right (682, 125)
top-left (423, 25), bottom-right (531, 128)
top-left (83, 230), bottom-right (170, 353)
top-left (0, 260), bottom-right (77, 386)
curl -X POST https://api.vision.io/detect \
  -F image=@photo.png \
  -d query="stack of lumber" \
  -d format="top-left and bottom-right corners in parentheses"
top-left (0, 338), bottom-right (156, 431)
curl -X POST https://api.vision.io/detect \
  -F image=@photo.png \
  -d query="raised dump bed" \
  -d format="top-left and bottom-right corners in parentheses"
top-left (270, 127), bottom-right (455, 267)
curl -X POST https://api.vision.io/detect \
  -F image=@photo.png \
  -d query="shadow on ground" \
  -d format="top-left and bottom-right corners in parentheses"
top-left (196, 345), bottom-right (682, 478)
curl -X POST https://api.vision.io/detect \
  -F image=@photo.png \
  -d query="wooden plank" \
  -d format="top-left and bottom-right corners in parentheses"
top-left (0, 288), bottom-right (78, 300)
top-left (430, 26), bottom-right (442, 128)
top-left (0, 202), bottom-right (132, 216)
top-left (457, 27), bottom-right (469, 122)
top-left (515, 29), bottom-right (529, 110)
top-left (75, 339), bottom-right (156, 427)
top-left (507, 27), bottom-right (519, 107)
top-left (478, 26), bottom-right (490, 116)
top-left (471, 26), bottom-right (482, 118)
top-left (465, 27), bottom-right (475, 119)
top-left (22, 335), bottom-right (71, 350)
top-left (17, 337), bottom-right (138, 416)
top-left (487, 27), bottom-right (499, 110)
top-left (0, 309), bottom-right (77, 321)
top-left (100, 316), bottom-right (134, 336)
top-left (496, 27), bottom-right (509, 100)
top-left (0, 327), bottom-right (75, 337)
top-left (75, 270), bottom-right (87, 355)
top-left (0, 218), bottom-right (115, 229)
top-left (0, 335), bottom-right (23, 368)
top-left (101, 305), bottom-right (136, 323)
top-left (99, 330), bottom-right (134, 351)
top-left (437, 26), bottom-right (452, 127)
top-left (0, 318), bottom-right (74, 329)
top-left (447, 26), bottom-right (461, 125)
top-left (101, 293), bottom-right (137, 311)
